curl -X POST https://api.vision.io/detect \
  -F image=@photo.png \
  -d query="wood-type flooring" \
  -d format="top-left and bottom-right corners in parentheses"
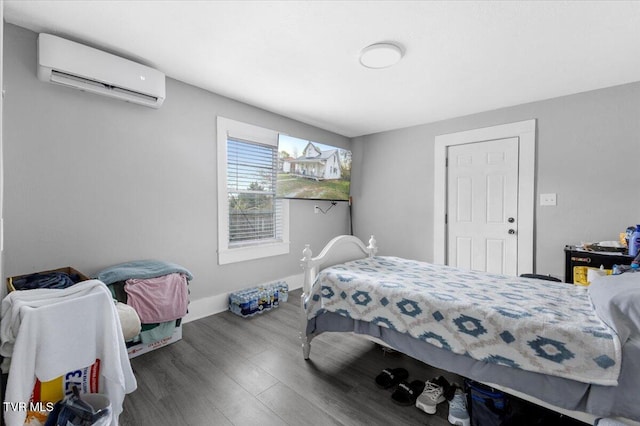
top-left (119, 289), bottom-right (587, 426)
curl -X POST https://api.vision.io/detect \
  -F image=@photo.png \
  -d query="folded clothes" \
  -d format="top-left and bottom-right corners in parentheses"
top-left (139, 321), bottom-right (176, 344)
top-left (11, 272), bottom-right (78, 290)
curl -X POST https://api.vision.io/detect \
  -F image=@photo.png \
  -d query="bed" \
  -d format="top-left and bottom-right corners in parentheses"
top-left (300, 235), bottom-right (640, 425)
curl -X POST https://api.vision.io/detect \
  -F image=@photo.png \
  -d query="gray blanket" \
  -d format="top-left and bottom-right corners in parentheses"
top-left (95, 259), bottom-right (193, 285)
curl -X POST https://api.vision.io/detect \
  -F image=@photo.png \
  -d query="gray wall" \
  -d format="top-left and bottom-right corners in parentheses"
top-left (3, 24), bottom-right (351, 302)
top-left (1, 2), bottom-right (4, 296)
top-left (5, 22), bottom-right (639, 296)
top-left (351, 81), bottom-right (640, 279)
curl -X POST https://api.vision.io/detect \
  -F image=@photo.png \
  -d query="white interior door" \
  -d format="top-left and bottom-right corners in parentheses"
top-left (447, 137), bottom-right (519, 274)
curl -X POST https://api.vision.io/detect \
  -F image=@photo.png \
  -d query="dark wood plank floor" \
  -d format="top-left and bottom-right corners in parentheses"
top-left (119, 289), bottom-right (586, 426)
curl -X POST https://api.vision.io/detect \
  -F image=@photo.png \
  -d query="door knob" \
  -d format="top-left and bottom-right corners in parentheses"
top-left (508, 229), bottom-right (516, 235)
top-left (508, 217), bottom-right (515, 223)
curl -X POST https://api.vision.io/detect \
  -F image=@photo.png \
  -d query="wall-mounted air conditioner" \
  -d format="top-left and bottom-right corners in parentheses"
top-left (37, 33), bottom-right (165, 108)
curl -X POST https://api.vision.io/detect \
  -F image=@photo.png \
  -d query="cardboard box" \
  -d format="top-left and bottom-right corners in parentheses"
top-left (7, 266), bottom-right (90, 292)
top-left (126, 323), bottom-right (182, 359)
top-left (572, 266), bottom-right (613, 286)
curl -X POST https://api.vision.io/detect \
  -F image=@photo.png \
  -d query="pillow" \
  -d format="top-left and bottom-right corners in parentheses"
top-left (589, 273), bottom-right (640, 343)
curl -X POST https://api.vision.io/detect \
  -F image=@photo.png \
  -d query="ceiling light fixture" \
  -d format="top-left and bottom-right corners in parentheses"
top-left (359, 42), bottom-right (404, 69)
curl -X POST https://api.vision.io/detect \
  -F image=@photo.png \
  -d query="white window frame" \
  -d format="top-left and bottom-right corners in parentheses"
top-left (217, 116), bottom-right (289, 265)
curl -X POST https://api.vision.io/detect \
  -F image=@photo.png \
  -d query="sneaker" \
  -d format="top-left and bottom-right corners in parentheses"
top-left (448, 388), bottom-right (470, 426)
top-left (415, 376), bottom-right (450, 414)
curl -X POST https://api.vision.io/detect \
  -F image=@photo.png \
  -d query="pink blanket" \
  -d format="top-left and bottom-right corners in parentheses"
top-left (125, 273), bottom-right (188, 323)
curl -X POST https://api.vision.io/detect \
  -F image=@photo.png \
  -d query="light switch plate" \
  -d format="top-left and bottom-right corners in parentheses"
top-left (540, 193), bottom-right (557, 206)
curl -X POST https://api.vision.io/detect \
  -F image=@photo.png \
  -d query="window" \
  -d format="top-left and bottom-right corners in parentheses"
top-left (227, 138), bottom-right (281, 245)
top-left (217, 117), bottom-right (289, 264)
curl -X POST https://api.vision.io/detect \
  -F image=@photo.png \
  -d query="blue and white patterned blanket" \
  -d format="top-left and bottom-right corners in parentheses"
top-left (306, 256), bottom-right (621, 385)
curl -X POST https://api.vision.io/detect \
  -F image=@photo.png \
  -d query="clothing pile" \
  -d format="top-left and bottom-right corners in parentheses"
top-left (0, 280), bottom-right (137, 426)
top-left (95, 260), bottom-right (193, 346)
top-left (10, 270), bottom-right (83, 290)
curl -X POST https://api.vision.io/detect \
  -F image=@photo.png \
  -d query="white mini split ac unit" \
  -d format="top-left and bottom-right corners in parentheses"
top-left (37, 33), bottom-right (165, 108)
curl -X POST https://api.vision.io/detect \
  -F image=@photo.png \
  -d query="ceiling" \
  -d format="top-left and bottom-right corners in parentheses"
top-left (4, 1), bottom-right (640, 138)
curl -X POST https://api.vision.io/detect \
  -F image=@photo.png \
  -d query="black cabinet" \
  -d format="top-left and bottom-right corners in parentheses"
top-left (564, 246), bottom-right (634, 284)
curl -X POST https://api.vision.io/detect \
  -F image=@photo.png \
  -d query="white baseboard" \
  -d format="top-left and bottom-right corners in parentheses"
top-left (183, 273), bottom-right (303, 323)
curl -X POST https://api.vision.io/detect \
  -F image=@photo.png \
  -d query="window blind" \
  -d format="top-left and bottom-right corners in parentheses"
top-left (227, 137), bottom-right (282, 246)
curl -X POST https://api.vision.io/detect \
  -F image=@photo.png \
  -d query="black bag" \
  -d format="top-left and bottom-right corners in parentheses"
top-left (466, 380), bottom-right (511, 426)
